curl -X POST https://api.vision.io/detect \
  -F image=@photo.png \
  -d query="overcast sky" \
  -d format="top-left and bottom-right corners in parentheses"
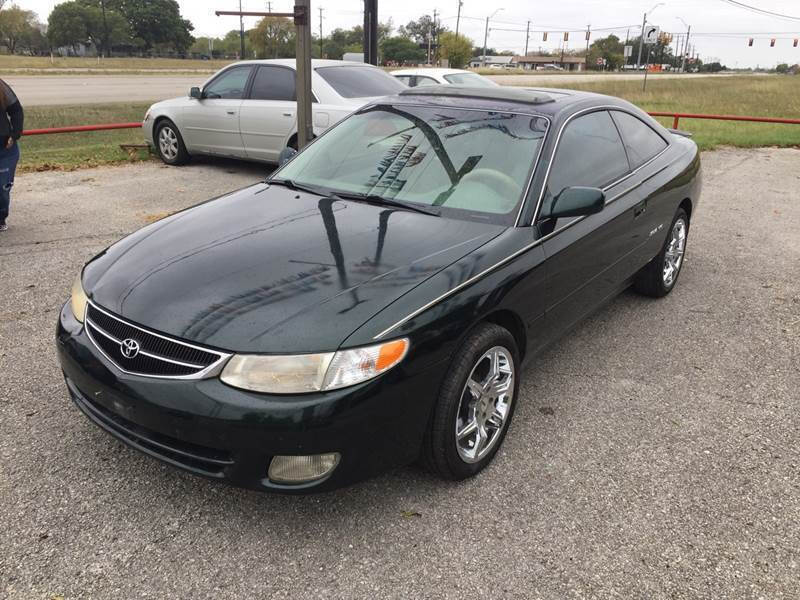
top-left (19, 0), bottom-right (800, 67)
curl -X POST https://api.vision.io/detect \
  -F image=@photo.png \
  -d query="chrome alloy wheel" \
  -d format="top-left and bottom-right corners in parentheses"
top-left (663, 217), bottom-right (687, 287)
top-left (455, 346), bottom-right (515, 464)
top-left (158, 126), bottom-right (179, 160)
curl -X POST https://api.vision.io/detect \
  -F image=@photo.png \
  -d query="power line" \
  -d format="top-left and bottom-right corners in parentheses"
top-left (719, 0), bottom-right (800, 21)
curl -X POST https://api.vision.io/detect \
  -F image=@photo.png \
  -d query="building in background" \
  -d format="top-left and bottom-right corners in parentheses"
top-left (512, 55), bottom-right (586, 71)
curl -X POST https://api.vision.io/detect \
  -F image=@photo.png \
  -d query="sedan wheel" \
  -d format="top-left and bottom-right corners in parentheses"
top-left (154, 120), bottom-right (189, 165)
top-left (634, 207), bottom-right (690, 297)
top-left (422, 323), bottom-right (520, 480)
top-left (662, 218), bottom-right (687, 287)
top-left (158, 126), bottom-right (179, 160)
top-left (456, 346), bottom-right (514, 463)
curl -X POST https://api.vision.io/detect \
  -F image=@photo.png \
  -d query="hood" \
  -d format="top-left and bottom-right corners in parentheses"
top-left (84, 184), bottom-right (503, 353)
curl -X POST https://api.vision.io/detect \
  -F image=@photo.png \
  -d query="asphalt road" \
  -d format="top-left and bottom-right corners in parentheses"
top-left (1, 148), bottom-right (799, 598)
top-left (9, 72), bottom-right (733, 106)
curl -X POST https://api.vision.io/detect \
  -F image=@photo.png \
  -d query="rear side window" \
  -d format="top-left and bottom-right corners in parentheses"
top-left (394, 75), bottom-right (413, 86)
top-left (544, 110), bottom-right (630, 206)
top-left (250, 66), bottom-right (295, 101)
top-left (611, 111), bottom-right (668, 168)
top-left (316, 65), bottom-right (405, 98)
top-left (415, 76), bottom-right (439, 87)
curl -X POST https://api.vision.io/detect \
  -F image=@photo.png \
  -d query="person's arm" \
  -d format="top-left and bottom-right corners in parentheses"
top-left (6, 100), bottom-right (23, 144)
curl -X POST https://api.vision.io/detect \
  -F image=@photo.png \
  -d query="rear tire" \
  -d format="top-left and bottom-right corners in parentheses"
top-left (154, 120), bottom-right (190, 165)
top-left (634, 208), bottom-right (689, 297)
top-left (421, 323), bottom-right (520, 480)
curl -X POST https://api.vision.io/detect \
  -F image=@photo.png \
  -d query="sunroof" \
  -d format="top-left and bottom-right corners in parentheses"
top-left (398, 84), bottom-right (555, 105)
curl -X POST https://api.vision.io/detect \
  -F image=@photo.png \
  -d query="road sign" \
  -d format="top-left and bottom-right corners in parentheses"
top-left (624, 45), bottom-right (633, 57)
top-left (644, 25), bottom-right (660, 44)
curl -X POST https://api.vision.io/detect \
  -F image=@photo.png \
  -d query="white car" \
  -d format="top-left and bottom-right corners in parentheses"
top-left (391, 68), bottom-right (499, 88)
top-left (143, 59), bottom-right (405, 165)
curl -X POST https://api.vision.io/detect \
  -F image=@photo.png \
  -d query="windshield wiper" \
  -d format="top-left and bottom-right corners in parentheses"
top-left (329, 190), bottom-right (441, 217)
top-left (267, 178), bottom-right (330, 197)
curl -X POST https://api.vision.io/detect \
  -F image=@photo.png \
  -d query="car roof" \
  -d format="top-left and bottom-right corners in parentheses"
top-left (387, 84), bottom-right (623, 115)
top-left (230, 59), bottom-right (380, 69)
top-left (391, 68), bottom-right (472, 76)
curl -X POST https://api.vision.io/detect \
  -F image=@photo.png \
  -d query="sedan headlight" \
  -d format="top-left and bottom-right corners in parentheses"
top-left (220, 338), bottom-right (409, 394)
top-left (70, 273), bottom-right (88, 323)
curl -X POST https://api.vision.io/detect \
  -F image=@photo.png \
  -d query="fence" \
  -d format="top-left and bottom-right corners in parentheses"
top-left (20, 112), bottom-right (800, 137)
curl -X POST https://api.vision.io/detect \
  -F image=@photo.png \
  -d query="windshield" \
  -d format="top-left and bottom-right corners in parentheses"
top-left (315, 65), bottom-right (406, 98)
top-left (274, 105), bottom-right (548, 225)
top-left (442, 73), bottom-right (498, 87)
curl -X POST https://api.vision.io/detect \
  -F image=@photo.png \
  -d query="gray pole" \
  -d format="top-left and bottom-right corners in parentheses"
top-left (295, 0), bottom-right (313, 149)
top-left (483, 16), bottom-right (490, 66)
top-left (319, 6), bottom-right (323, 58)
top-left (636, 11), bottom-right (646, 69)
top-left (456, 1), bottom-right (462, 38)
top-left (525, 20), bottom-right (530, 56)
top-left (680, 25), bottom-right (690, 72)
top-left (239, 0), bottom-right (245, 58)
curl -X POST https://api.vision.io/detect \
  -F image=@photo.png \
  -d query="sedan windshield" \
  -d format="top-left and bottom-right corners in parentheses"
top-left (442, 73), bottom-right (499, 87)
top-left (274, 105), bottom-right (548, 225)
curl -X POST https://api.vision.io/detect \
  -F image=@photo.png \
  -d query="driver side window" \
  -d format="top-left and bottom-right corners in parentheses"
top-left (204, 66), bottom-right (253, 99)
top-left (540, 110), bottom-right (629, 220)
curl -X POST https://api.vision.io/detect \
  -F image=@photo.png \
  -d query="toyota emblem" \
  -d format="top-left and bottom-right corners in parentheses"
top-left (120, 338), bottom-right (141, 359)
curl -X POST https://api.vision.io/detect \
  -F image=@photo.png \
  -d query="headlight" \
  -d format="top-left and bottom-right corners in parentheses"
top-left (70, 273), bottom-right (88, 323)
top-left (220, 338), bottom-right (409, 394)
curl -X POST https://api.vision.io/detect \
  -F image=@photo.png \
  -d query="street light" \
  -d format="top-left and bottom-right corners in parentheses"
top-left (636, 2), bottom-right (665, 69)
top-left (483, 8), bottom-right (504, 66)
top-left (676, 17), bottom-right (691, 73)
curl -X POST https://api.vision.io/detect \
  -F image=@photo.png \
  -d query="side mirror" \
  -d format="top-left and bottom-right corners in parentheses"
top-left (190, 86), bottom-right (202, 99)
top-left (277, 146), bottom-right (298, 166)
top-left (549, 186), bottom-right (605, 219)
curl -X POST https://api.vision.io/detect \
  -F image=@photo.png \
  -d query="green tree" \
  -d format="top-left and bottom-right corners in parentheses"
top-left (380, 36), bottom-right (424, 64)
top-left (47, 1), bottom-right (131, 54)
top-left (438, 32), bottom-right (472, 68)
top-left (587, 34), bottom-right (624, 71)
top-left (775, 63), bottom-right (789, 74)
top-left (103, 0), bottom-right (193, 53)
top-left (398, 15), bottom-right (446, 45)
top-left (249, 16), bottom-right (295, 59)
top-left (0, 5), bottom-right (39, 54)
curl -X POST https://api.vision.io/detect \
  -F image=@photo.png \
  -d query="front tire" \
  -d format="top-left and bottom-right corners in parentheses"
top-left (422, 323), bottom-right (520, 480)
top-left (154, 120), bottom-right (190, 165)
top-left (634, 208), bottom-right (689, 297)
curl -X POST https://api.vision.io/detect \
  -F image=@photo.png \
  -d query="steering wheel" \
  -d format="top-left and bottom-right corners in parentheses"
top-left (460, 168), bottom-right (522, 203)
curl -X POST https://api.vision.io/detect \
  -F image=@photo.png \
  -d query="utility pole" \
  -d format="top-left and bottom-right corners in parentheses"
top-left (483, 18), bottom-right (490, 66)
top-left (238, 0), bottom-right (245, 58)
top-left (636, 11), bottom-right (646, 69)
top-left (363, 0), bottom-right (378, 65)
top-left (456, 0), bottom-right (463, 39)
top-left (585, 25), bottom-right (590, 56)
top-left (525, 20), bottom-right (530, 56)
top-left (433, 8), bottom-right (438, 65)
top-left (100, 0), bottom-right (109, 58)
top-left (318, 6), bottom-right (324, 57)
top-left (428, 21), bottom-right (433, 64)
top-left (680, 25), bottom-right (691, 72)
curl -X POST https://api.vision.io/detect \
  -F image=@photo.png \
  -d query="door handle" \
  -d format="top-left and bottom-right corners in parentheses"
top-left (226, 110), bottom-right (236, 115)
top-left (282, 112), bottom-right (295, 117)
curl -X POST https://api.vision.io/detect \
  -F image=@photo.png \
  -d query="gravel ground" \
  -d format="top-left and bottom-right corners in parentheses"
top-left (1, 148), bottom-right (798, 599)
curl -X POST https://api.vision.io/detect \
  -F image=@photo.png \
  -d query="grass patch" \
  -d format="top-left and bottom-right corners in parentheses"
top-left (525, 75), bottom-right (800, 150)
top-left (0, 54), bottom-right (232, 72)
top-left (19, 102), bottom-right (152, 172)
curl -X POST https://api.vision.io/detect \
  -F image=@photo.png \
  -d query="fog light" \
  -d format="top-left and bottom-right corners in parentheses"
top-left (268, 453), bottom-right (340, 484)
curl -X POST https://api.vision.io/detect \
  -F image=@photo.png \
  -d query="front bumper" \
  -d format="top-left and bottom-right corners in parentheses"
top-left (56, 303), bottom-right (444, 493)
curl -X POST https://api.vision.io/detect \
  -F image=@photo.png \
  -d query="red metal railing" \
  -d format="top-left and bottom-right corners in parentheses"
top-left (19, 113), bottom-right (800, 137)
top-left (648, 112), bottom-right (800, 129)
top-left (22, 122), bottom-right (142, 136)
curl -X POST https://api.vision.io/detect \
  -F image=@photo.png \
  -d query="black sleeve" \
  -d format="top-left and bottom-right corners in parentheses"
top-left (6, 100), bottom-right (23, 140)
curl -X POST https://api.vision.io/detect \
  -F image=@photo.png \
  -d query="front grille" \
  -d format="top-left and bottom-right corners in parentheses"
top-left (85, 303), bottom-right (227, 378)
top-left (67, 378), bottom-right (233, 477)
